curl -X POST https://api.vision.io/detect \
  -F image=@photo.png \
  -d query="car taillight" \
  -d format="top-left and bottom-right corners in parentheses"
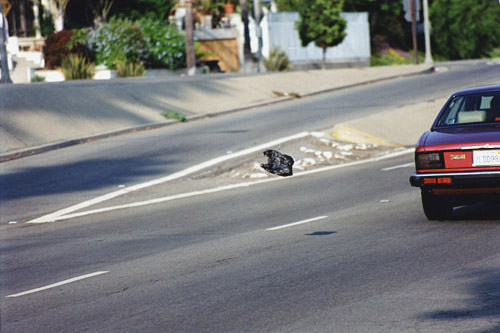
top-left (416, 152), bottom-right (443, 169)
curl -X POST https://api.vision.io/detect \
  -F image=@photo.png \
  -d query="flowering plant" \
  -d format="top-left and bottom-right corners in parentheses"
top-left (136, 18), bottom-right (186, 69)
top-left (87, 17), bottom-right (147, 69)
top-left (87, 17), bottom-right (187, 70)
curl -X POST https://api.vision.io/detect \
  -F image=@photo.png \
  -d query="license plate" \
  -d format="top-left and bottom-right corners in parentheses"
top-left (473, 150), bottom-right (500, 166)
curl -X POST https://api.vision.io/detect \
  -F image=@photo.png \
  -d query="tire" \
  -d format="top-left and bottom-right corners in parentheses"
top-left (421, 190), bottom-right (454, 221)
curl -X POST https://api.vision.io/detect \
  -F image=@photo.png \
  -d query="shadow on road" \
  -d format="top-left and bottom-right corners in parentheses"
top-left (0, 155), bottom-right (177, 201)
top-left (451, 202), bottom-right (500, 221)
top-left (419, 267), bottom-right (500, 333)
top-left (305, 231), bottom-right (337, 236)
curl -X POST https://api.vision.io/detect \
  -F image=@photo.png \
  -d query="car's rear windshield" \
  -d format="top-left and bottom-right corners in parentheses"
top-left (436, 92), bottom-right (500, 127)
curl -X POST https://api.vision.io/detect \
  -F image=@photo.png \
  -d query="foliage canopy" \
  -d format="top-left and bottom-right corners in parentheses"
top-left (429, 0), bottom-right (500, 60)
top-left (296, 0), bottom-right (346, 64)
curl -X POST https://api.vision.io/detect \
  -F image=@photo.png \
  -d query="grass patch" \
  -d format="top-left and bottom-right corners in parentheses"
top-left (162, 111), bottom-right (187, 122)
top-left (31, 74), bottom-right (46, 82)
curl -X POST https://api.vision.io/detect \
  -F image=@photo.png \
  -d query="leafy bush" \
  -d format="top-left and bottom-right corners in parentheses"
top-left (264, 47), bottom-right (293, 72)
top-left (136, 18), bottom-right (186, 69)
top-left (31, 74), bottom-right (46, 83)
top-left (116, 60), bottom-right (146, 77)
top-left (43, 30), bottom-right (73, 69)
top-left (430, 0), bottom-right (500, 60)
top-left (87, 17), bottom-right (148, 69)
top-left (68, 28), bottom-right (94, 61)
top-left (87, 17), bottom-right (187, 70)
top-left (61, 55), bottom-right (95, 80)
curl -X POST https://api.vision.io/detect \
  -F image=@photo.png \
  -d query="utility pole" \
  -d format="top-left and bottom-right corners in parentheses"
top-left (422, 0), bottom-right (433, 64)
top-left (253, 0), bottom-right (263, 72)
top-left (0, 12), bottom-right (12, 84)
top-left (240, 0), bottom-right (252, 73)
top-left (184, 0), bottom-right (196, 76)
top-left (410, 0), bottom-right (418, 64)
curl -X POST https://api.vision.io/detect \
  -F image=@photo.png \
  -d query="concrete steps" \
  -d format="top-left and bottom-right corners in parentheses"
top-left (10, 52), bottom-right (44, 84)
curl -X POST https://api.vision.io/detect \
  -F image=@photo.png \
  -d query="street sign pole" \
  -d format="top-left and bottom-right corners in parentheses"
top-left (0, 12), bottom-right (12, 84)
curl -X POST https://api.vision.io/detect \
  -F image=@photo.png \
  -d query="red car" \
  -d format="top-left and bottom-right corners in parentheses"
top-left (410, 84), bottom-right (500, 220)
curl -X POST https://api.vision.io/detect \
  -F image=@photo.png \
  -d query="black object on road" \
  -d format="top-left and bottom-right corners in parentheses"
top-left (261, 150), bottom-right (294, 177)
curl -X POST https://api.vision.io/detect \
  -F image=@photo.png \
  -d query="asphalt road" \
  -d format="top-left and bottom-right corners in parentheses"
top-left (2, 60), bottom-right (500, 332)
top-left (1, 60), bottom-right (499, 224)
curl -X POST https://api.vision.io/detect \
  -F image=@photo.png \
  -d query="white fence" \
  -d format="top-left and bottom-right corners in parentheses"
top-left (243, 12), bottom-right (370, 64)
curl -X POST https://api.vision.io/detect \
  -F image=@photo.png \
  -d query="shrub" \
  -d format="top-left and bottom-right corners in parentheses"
top-left (87, 17), bottom-right (147, 69)
top-left (31, 74), bottom-right (46, 83)
top-left (61, 55), bottom-right (95, 80)
top-left (264, 47), bottom-right (293, 72)
top-left (43, 30), bottom-right (73, 69)
top-left (116, 60), bottom-right (145, 77)
top-left (86, 17), bottom-right (187, 70)
top-left (68, 28), bottom-right (94, 63)
top-left (136, 18), bottom-right (186, 69)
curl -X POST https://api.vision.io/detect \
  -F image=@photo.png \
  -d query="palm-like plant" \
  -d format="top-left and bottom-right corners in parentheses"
top-left (264, 47), bottom-right (292, 72)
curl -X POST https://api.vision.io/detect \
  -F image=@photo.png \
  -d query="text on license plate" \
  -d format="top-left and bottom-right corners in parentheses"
top-left (473, 150), bottom-right (500, 166)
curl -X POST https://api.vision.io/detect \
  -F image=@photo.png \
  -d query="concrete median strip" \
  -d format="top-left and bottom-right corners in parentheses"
top-left (331, 97), bottom-right (448, 148)
top-left (28, 132), bottom-right (311, 223)
top-left (332, 124), bottom-right (403, 147)
top-left (28, 147), bottom-right (413, 224)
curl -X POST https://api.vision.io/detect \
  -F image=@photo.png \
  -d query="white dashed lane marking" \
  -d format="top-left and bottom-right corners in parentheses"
top-left (382, 162), bottom-right (414, 171)
top-left (266, 216), bottom-right (329, 231)
top-left (5, 271), bottom-right (109, 298)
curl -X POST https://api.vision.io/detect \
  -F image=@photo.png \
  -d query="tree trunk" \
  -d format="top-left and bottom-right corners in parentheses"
top-left (322, 46), bottom-right (326, 70)
top-left (19, 0), bottom-right (27, 36)
top-left (239, 0), bottom-right (252, 72)
top-left (10, 0), bottom-right (18, 36)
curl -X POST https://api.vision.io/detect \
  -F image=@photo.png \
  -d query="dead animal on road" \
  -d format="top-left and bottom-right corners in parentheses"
top-left (261, 150), bottom-right (294, 177)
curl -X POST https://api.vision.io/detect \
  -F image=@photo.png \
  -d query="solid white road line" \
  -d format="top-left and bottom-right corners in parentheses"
top-left (382, 162), bottom-right (414, 171)
top-left (28, 132), bottom-right (310, 223)
top-left (266, 216), bottom-right (328, 231)
top-left (29, 147), bottom-right (415, 223)
top-left (5, 271), bottom-right (109, 298)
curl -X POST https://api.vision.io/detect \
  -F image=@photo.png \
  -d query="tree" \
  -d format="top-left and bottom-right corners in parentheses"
top-left (90, 0), bottom-right (115, 26)
top-left (110, 0), bottom-right (176, 21)
top-left (429, 0), bottom-right (500, 60)
top-left (296, 0), bottom-right (346, 68)
top-left (274, 0), bottom-right (302, 11)
top-left (343, 0), bottom-right (406, 51)
top-left (55, 0), bottom-right (70, 30)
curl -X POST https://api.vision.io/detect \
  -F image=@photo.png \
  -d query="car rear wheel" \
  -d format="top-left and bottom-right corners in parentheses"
top-left (421, 190), bottom-right (454, 220)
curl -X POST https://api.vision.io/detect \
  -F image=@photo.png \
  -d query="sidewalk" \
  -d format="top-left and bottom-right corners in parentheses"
top-left (0, 64), bottom-right (436, 161)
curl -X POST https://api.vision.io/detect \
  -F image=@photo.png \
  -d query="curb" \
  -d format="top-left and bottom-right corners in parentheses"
top-left (0, 66), bottom-right (433, 163)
